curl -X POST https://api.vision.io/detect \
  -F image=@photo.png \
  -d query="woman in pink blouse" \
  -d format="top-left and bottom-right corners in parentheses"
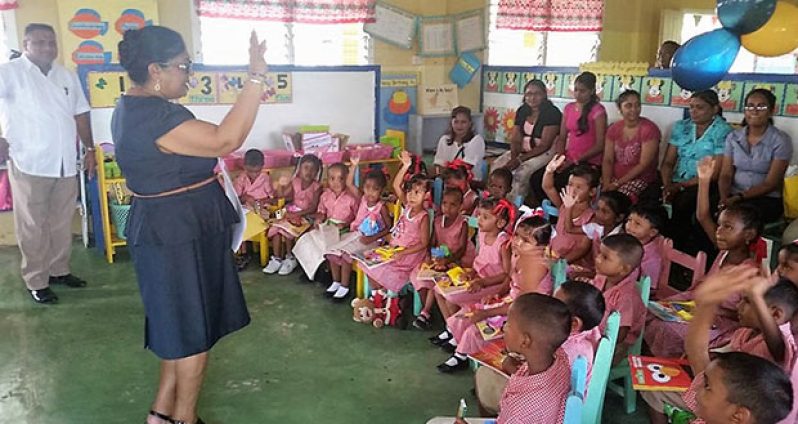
top-left (601, 90), bottom-right (661, 204)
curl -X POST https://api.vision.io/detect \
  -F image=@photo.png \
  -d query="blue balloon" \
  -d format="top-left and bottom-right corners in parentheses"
top-left (717, 0), bottom-right (777, 35)
top-left (672, 29), bottom-right (741, 92)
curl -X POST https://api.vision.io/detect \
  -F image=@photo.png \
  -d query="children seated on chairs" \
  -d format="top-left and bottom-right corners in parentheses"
top-left (263, 154), bottom-right (323, 276)
top-left (591, 233), bottom-right (645, 365)
top-left (544, 155), bottom-right (600, 272)
top-left (435, 214), bottom-right (550, 373)
top-left (441, 159), bottom-right (478, 215)
top-left (362, 151), bottom-right (430, 294)
top-left (324, 159), bottom-right (391, 301)
top-left (624, 204), bottom-right (667, 298)
top-left (645, 157), bottom-right (764, 358)
top-left (292, 163), bottom-right (359, 282)
top-left (642, 266), bottom-right (798, 424)
top-left (410, 187), bottom-right (475, 329)
top-left (233, 149), bottom-right (275, 270)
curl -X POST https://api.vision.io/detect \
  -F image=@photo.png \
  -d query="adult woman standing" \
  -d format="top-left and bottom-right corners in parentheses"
top-left (601, 90), bottom-right (661, 203)
top-left (113, 26), bottom-right (266, 424)
top-left (491, 79), bottom-right (562, 200)
top-left (719, 88), bottom-right (792, 223)
top-left (528, 72), bottom-right (606, 205)
top-left (433, 106), bottom-right (486, 180)
top-left (661, 90), bottom-right (732, 254)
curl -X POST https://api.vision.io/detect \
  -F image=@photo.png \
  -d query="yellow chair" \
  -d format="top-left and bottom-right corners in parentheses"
top-left (241, 198), bottom-right (285, 266)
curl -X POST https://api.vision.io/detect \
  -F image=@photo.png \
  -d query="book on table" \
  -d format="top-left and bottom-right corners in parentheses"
top-left (648, 300), bottom-right (696, 323)
top-left (628, 356), bottom-right (693, 392)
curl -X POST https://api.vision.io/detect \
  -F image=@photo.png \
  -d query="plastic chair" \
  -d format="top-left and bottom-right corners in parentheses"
top-left (541, 199), bottom-right (559, 221)
top-left (513, 195), bottom-right (523, 208)
top-left (658, 238), bottom-right (707, 299)
top-left (433, 177), bottom-right (444, 207)
top-left (581, 311), bottom-right (621, 424)
top-left (564, 355), bottom-right (588, 424)
top-left (552, 259), bottom-right (568, 293)
top-left (606, 276), bottom-right (652, 414)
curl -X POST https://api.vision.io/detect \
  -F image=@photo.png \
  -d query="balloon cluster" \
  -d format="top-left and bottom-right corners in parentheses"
top-left (672, 0), bottom-right (798, 91)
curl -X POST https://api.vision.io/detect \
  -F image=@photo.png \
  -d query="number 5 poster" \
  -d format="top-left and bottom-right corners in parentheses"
top-left (57, 0), bottom-right (158, 69)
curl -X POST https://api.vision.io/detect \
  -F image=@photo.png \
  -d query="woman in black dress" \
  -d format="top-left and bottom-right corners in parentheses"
top-left (113, 26), bottom-right (267, 424)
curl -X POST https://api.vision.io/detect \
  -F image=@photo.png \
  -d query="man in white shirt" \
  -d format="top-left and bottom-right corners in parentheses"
top-left (0, 23), bottom-right (96, 304)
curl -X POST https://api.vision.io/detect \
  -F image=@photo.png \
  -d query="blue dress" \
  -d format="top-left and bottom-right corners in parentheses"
top-left (112, 95), bottom-right (250, 360)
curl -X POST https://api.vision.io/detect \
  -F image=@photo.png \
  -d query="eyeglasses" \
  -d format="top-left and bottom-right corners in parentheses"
top-left (743, 104), bottom-right (769, 112)
top-left (160, 59), bottom-right (193, 73)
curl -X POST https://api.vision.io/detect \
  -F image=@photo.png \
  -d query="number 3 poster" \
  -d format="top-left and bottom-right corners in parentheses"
top-left (57, 0), bottom-right (158, 69)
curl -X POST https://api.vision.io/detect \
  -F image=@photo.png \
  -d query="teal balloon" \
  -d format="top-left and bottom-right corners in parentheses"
top-left (672, 29), bottom-right (741, 91)
top-left (717, 0), bottom-right (776, 34)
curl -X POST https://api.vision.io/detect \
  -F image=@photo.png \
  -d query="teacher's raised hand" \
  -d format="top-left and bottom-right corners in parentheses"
top-left (249, 31), bottom-right (268, 75)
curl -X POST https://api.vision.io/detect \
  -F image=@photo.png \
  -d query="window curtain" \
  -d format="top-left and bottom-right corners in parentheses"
top-left (497, 0), bottom-right (604, 32)
top-left (195, 0), bottom-right (376, 24)
top-left (0, 0), bottom-right (18, 11)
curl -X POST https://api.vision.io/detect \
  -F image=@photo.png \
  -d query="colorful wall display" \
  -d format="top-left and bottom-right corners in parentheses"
top-left (379, 72), bottom-right (418, 136)
top-left (57, 0), bottom-right (158, 69)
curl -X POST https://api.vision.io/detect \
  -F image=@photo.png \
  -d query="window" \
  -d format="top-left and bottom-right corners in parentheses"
top-left (198, 16), bottom-right (372, 66)
top-left (487, 0), bottom-right (599, 66)
top-left (679, 12), bottom-right (798, 74)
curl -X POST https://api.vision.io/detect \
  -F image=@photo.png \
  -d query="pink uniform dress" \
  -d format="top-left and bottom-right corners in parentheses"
top-left (233, 171), bottom-right (274, 201)
top-left (497, 348), bottom-right (571, 424)
top-left (551, 206), bottom-right (595, 271)
top-left (410, 214), bottom-right (476, 291)
top-left (644, 251), bottom-right (755, 358)
top-left (641, 236), bottom-right (664, 296)
top-left (563, 102), bottom-right (607, 167)
top-left (593, 271), bottom-right (646, 348)
top-left (268, 177), bottom-right (321, 239)
top-left (439, 231), bottom-right (510, 306)
top-left (317, 188), bottom-right (358, 224)
top-left (363, 207), bottom-right (429, 293)
top-left (562, 327), bottom-right (602, 391)
top-left (326, 198), bottom-right (388, 266)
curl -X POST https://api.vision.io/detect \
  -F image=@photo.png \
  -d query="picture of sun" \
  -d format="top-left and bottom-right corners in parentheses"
top-left (501, 109), bottom-right (516, 140)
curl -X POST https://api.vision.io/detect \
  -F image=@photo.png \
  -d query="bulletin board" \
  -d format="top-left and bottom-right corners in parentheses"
top-left (57, 0), bottom-right (158, 69)
top-left (79, 64), bottom-right (380, 151)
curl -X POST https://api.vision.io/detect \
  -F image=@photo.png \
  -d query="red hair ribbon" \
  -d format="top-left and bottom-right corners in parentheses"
top-left (481, 190), bottom-right (491, 200)
top-left (445, 159), bottom-right (474, 183)
top-left (750, 236), bottom-right (768, 263)
top-left (493, 198), bottom-right (517, 234)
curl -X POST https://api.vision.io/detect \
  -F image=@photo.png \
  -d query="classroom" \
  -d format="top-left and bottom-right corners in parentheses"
top-left (1, 0), bottom-right (798, 423)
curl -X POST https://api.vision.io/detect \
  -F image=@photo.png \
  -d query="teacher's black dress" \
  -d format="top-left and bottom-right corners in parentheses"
top-left (112, 95), bottom-right (250, 360)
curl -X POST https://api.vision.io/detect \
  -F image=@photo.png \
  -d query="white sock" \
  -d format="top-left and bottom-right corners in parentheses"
top-left (444, 354), bottom-right (466, 366)
top-left (447, 338), bottom-right (458, 347)
top-left (333, 286), bottom-right (350, 299)
top-left (326, 281), bottom-right (341, 293)
top-left (454, 352), bottom-right (467, 360)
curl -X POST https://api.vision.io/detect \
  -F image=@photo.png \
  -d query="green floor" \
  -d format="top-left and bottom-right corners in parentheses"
top-left (0, 242), bottom-right (649, 423)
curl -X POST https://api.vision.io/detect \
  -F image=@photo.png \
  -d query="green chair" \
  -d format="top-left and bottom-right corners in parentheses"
top-left (564, 355), bottom-right (588, 424)
top-left (552, 259), bottom-right (568, 293)
top-left (606, 275), bottom-right (652, 414)
top-left (582, 311), bottom-right (621, 424)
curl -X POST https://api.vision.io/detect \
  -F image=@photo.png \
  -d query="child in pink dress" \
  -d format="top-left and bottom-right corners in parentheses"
top-left (554, 281), bottom-right (605, 392)
top-left (324, 158), bottom-right (392, 301)
top-left (441, 159), bottom-right (478, 215)
top-left (624, 204), bottom-right (668, 298)
top-left (263, 154), bottom-right (322, 276)
top-left (409, 187), bottom-right (475, 329)
top-left (293, 163), bottom-right (358, 281)
top-left (233, 149), bottom-right (275, 207)
top-left (362, 151), bottom-right (430, 294)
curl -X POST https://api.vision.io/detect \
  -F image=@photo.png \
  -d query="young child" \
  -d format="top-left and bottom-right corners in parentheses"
top-left (324, 158), bottom-right (392, 301)
top-left (643, 266), bottom-right (798, 424)
top-left (435, 214), bottom-right (550, 373)
top-left (591, 233), bottom-right (645, 364)
top-left (409, 187), bottom-right (475, 329)
top-left (554, 280), bottom-right (606, 385)
top-left (234, 149), bottom-right (274, 208)
top-left (293, 163), bottom-right (359, 281)
top-left (776, 242), bottom-right (798, 336)
top-left (624, 204), bottom-right (667, 298)
top-left (263, 154), bottom-right (323, 276)
top-left (441, 159), bottom-right (478, 215)
top-left (645, 157), bottom-right (764, 358)
top-left (486, 167), bottom-right (513, 201)
top-left (544, 155), bottom-right (599, 270)
top-left (362, 151), bottom-right (430, 294)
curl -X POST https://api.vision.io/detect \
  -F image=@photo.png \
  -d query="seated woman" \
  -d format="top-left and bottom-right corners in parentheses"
top-left (433, 106), bottom-right (486, 182)
top-left (719, 88), bottom-right (792, 224)
top-left (660, 89), bottom-right (732, 256)
top-left (491, 79), bottom-right (561, 201)
top-left (529, 72), bottom-right (607, 206)
top-left (601, 90), bottom-right (661, 204)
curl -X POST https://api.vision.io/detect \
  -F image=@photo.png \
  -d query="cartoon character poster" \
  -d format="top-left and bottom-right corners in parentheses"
top-left (484, 71), bottom-right (500, 93)
top-left (641, 77), bottom-right (672, 105)
top-left (501, 71), bottom-right (520, 94)
top-left (743, 82), bottom-right (785, 115)
top-left (783, 84), bottom-right (798, 117)
top-left (714, 81), bottom-right (744, 112)
top-left (380, 73), bottom-right (418, 137)
top-left (669, 82), bottom-right (694, 108)
top-left (612, 75), bottom-right (643, 99)
top-left (542, 72), bottom-right (563, 98)
top-left (58, 0), bottom-right (157, 69)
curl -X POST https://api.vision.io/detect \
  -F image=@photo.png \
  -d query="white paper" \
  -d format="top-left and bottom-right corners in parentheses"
top-left (421, 21), bottom-right (454, 55)
top-left (364, 3), bottom-right (417, 49)
top-left (456, 14), bottom-right (485, 53)
top-left (218, 159), bottom-right (246, 252)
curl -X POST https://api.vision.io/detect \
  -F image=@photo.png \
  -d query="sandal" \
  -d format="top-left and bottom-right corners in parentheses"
top-left (148, 410), bottom-right (173, 424)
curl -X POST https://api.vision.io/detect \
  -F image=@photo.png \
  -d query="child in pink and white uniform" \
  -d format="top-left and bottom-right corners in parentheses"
top-left (233, 149), bottom-right (274, 208)
top-left (362, 151), bottom-right (430, 294)
top-left (324, 158), bottom-right (392, 301)
top-left (624, 204), bottom-right (667, 299)
top-left (263, 154), bottom-right (322, 276)
top-left (554, 280), bottom-right (605, 390)
top-left (410, 187), bottom-right (475, 329)
top-left (441, 159), bottom-right (478, 216)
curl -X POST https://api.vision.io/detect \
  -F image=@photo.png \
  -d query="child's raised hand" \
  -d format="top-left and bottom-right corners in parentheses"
top-left (350, 155), bottom-right (360, 168)
top-left (400, 151), bottom-right (412, 167)
top-left (546, 154), bottom-right (566, 174)
top-left (697, 156), bottom-right (715, 182)
top-left (560, 185), bottom-right (577, 209)
top-left (694, 265), bottom-right (759, 307)
top-left (746, 274), bottom-right (773, 301)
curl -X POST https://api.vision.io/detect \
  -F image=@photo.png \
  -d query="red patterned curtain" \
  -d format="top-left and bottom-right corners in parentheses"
top-left (497, 0), bottom-right (604, 32)
top-left (0, 0), bottom-right (18, 11)
top-left (196, 0), bottom-right (376, 24)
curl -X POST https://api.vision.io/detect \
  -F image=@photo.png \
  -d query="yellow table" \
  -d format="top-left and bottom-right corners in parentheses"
top-left (242, 211), bottom-right (269, 266)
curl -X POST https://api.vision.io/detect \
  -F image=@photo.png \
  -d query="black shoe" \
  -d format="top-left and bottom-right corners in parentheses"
top-left (412, 315), bottom-right (432, 330)
top-left (429, 331), bottom-right (452, 346)
top-left (440, 342), bottom-right (457, 354)
top-left (28, 287), bottom-right (58, 304)
top-left (50, 274), bottom-right (86, 288)
top-left (437, 356), bottom-right (469, 373)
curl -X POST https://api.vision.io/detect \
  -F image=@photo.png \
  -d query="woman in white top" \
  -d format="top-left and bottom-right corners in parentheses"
top-left (433, 106), bottom-right (486, 181)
